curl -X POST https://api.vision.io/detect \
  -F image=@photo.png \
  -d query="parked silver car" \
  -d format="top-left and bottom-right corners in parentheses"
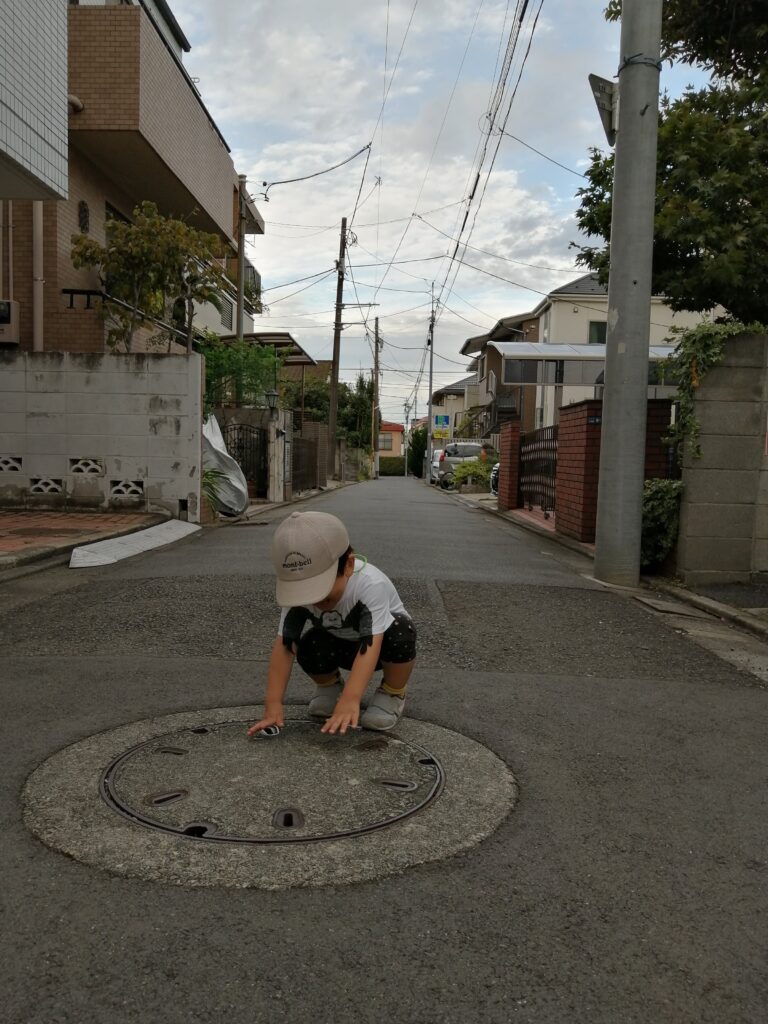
top-left (438, 441), bottom-right (498, 489)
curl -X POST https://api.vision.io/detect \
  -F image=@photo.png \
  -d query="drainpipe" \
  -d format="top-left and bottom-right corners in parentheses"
top-left (0, 200), bottom-right (4, 297)
top-left (32, 201), bottom-right (44, 351)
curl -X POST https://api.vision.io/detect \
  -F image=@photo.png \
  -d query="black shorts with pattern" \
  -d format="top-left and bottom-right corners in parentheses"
top-left (295, 613), bottom-right (417, 676)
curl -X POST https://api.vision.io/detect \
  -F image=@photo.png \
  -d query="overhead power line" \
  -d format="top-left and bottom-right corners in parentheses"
top-left (252, 143), bottom-right (372, 201)
top-left (261, 268), bottom-right (336, 292)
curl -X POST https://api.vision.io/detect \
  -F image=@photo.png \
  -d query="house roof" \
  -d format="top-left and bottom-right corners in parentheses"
top-left (431, 374), bottom-right (476, 402)
top-left (380, 421), bottom-right (404, 433)
top-left (548, 272), bottom-right (606, 296)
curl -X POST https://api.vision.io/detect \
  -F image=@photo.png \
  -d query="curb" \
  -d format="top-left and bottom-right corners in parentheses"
top-left (647, 579), bottom-right (768, 644)
top-left (0, 513), bottom-right (169, 573)
top-left (437, 485), bottom-right (768, 644)
top-left (230, 480), bottom-right (359, 525)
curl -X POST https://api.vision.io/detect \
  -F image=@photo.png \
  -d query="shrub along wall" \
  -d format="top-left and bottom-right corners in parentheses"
top-left (378, 456), bottom-right (405, 476)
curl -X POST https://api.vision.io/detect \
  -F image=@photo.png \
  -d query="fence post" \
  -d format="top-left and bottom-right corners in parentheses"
top-left (555, 401), bottom-right (603, 543)
top-left (497, 418), bottom-right (521, 512)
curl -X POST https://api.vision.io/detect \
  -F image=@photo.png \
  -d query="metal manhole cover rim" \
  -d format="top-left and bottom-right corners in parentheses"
top-left (99, 719), bottom-right (445, 845)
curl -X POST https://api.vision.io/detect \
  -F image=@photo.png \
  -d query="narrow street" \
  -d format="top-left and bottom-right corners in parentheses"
top-left (2, 477), bottom-right (766, 1024)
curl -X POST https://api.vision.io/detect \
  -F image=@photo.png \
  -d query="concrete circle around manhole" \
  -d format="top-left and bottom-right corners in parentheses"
top-left (23, 707), bottom-right (517, 890)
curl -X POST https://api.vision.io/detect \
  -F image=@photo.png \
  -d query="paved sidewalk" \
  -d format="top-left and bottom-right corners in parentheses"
top-left (444, 486), bottom-right (768, 644)
top-left (0, 510), bottom-right (166, 570)
top-left (0, 481), bottom-right (355, 573)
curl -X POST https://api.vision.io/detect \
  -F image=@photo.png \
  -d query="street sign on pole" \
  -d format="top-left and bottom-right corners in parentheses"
top-left (589, 73), bottom-right (618, 147)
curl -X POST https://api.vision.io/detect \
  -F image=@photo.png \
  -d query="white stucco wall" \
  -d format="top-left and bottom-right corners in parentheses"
top-left (0, 352), bottom-right (203, 520)
top-left (0, 0), bottom-right (68, 200)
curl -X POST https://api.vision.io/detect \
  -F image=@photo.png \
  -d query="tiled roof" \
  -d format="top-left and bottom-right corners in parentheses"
top-left (548, 272), bottom-right (607, 296)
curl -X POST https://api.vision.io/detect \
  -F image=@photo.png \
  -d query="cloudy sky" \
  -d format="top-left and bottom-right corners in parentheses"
top-left (173, 0), bottom-right (705, 422)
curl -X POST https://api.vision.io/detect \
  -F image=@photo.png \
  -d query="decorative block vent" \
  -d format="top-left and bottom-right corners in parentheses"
top-left (30, 478), bottom-right (64, 494)
top-left (0, 456), bottom-right (22, 472)
top-left (110, 480), bottom-right (144, 498)
top-left (70, 458), bottom-right (105, 475)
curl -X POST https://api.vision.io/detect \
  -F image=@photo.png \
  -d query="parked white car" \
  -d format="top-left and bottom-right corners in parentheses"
top-left (430, 449), bottom-right (444, 483)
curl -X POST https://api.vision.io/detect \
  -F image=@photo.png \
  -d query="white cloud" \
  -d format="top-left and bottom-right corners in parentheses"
top-left (169, 0), bottom-right (706, 420)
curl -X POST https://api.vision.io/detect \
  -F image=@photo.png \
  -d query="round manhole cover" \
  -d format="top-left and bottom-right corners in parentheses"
top-left (23, 707), bottom-right (517, 890)
top-left (101, 721), bottom-right (443, 843)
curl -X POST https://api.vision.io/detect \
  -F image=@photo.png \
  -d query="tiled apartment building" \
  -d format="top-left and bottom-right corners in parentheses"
top-left (1, 0), bottom-right (263, 353)
top-left (0, 0), bottom-right (68, 201)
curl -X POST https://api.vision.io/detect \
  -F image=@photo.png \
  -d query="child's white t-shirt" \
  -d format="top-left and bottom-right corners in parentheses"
top-left (277, 559), bottom-right (406, 649)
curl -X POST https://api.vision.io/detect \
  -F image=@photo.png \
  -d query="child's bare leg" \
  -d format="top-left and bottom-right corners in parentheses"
top-left (380, 659), bottom-right (415, 696)
top-left (311, 671), bottom-right (341, 686)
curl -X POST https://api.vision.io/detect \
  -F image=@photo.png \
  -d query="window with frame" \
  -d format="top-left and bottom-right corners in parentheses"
top-left (503, 359), bottom-right (539, 384)
top-left (378, 433), bottom-right (393, 451)
top-left (588, 320), bottom-right (607, 344)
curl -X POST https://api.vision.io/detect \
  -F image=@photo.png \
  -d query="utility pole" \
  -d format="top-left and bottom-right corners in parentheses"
top-left (236, 174), bottom-right (247, 342)
top-left (425, 284), bottom-right (435, 486)
top-left (593, 0), bottom-right (663, 586)
top-left (328, 216), bottom-right (347, 477)
top-left (403, 401), bottom-right (410, 478)
top-left (373, 316), bottom-right (380, 479)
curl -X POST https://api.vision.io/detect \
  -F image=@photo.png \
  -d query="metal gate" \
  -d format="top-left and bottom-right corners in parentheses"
top-left (292, 437), bottom-right (318, 493)
top-left (518, 425), bottom-right (558, 516)
top-left (222, 423), bottom-right (269, 499)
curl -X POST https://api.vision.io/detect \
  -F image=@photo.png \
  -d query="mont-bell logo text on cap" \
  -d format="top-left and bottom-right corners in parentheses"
top-left (282, 550), bottom-right (312, 574)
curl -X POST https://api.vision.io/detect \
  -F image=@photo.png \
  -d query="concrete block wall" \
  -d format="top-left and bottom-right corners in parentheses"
top-left (0, 352), bottom-right (203, 521)
top-left (677, 333), bottom-right (768, 584)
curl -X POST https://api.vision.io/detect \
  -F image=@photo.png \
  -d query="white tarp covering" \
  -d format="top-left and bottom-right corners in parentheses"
top-left (202, 414), bottom-right (249, 516)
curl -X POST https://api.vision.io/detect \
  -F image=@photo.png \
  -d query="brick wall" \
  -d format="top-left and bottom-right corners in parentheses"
top-left (555, 401), bottom-right (603, 543)
top-left (497, 419), bottom-right (521, 512)
top-left (555, 399), bottom-right (674, 543)
top-left (138, 12), bottom-right (236, 242)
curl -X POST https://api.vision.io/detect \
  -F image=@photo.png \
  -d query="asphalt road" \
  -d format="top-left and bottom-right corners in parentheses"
top-left (2, 477), bottom-right (767, 1024)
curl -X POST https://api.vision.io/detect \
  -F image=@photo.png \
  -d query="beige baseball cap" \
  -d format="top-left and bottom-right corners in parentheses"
top-left (272, 511), bottom-right (350, 607)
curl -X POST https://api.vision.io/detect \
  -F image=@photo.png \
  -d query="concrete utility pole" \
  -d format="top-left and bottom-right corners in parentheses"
top-left (236, 174), bottom-right (247, 342)
top-left (425, 284), bottom-right (435, 486)
top-left (328, 216), bottom-right (347, 477)
top-left (403, 402), bottom-right (410, 478)
top-left (593, 0), bottom-right (663, 586)
top-left (373, 316), bottom-right (380, 479)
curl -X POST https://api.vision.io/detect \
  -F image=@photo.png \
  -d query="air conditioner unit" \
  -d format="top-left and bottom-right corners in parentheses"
top-left (0, 300), bottom-right (19, 344)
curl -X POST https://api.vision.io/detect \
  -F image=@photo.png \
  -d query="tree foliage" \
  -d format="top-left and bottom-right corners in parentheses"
top-left (197, 334), bottom-right (279, 411)
top-left (605, 1), bottom-right (768, 81)
top-left (72, 201), bottom-right (229, 353)
top-left (338, 374), bottom-right (376, 451)
top-left (407, 425), bottom-right (427, 478)
top-left (281, 374), bottom-right (379, 451)
top-left (280, 376), bottom-right (331, 422)
top-left (573, 82), bottom-right (768, 323)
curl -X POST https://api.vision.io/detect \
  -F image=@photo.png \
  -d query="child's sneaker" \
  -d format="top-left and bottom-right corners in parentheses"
top-left (308, 681), bottom-right (343, 718)
top-left (360, 689), bottom-right (405, 731)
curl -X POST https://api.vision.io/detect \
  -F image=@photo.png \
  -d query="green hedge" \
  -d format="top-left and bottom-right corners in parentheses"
top-left (641, 479), bottom-right (683, 570)
top-left (379, 456), bottom-right (405, 476)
